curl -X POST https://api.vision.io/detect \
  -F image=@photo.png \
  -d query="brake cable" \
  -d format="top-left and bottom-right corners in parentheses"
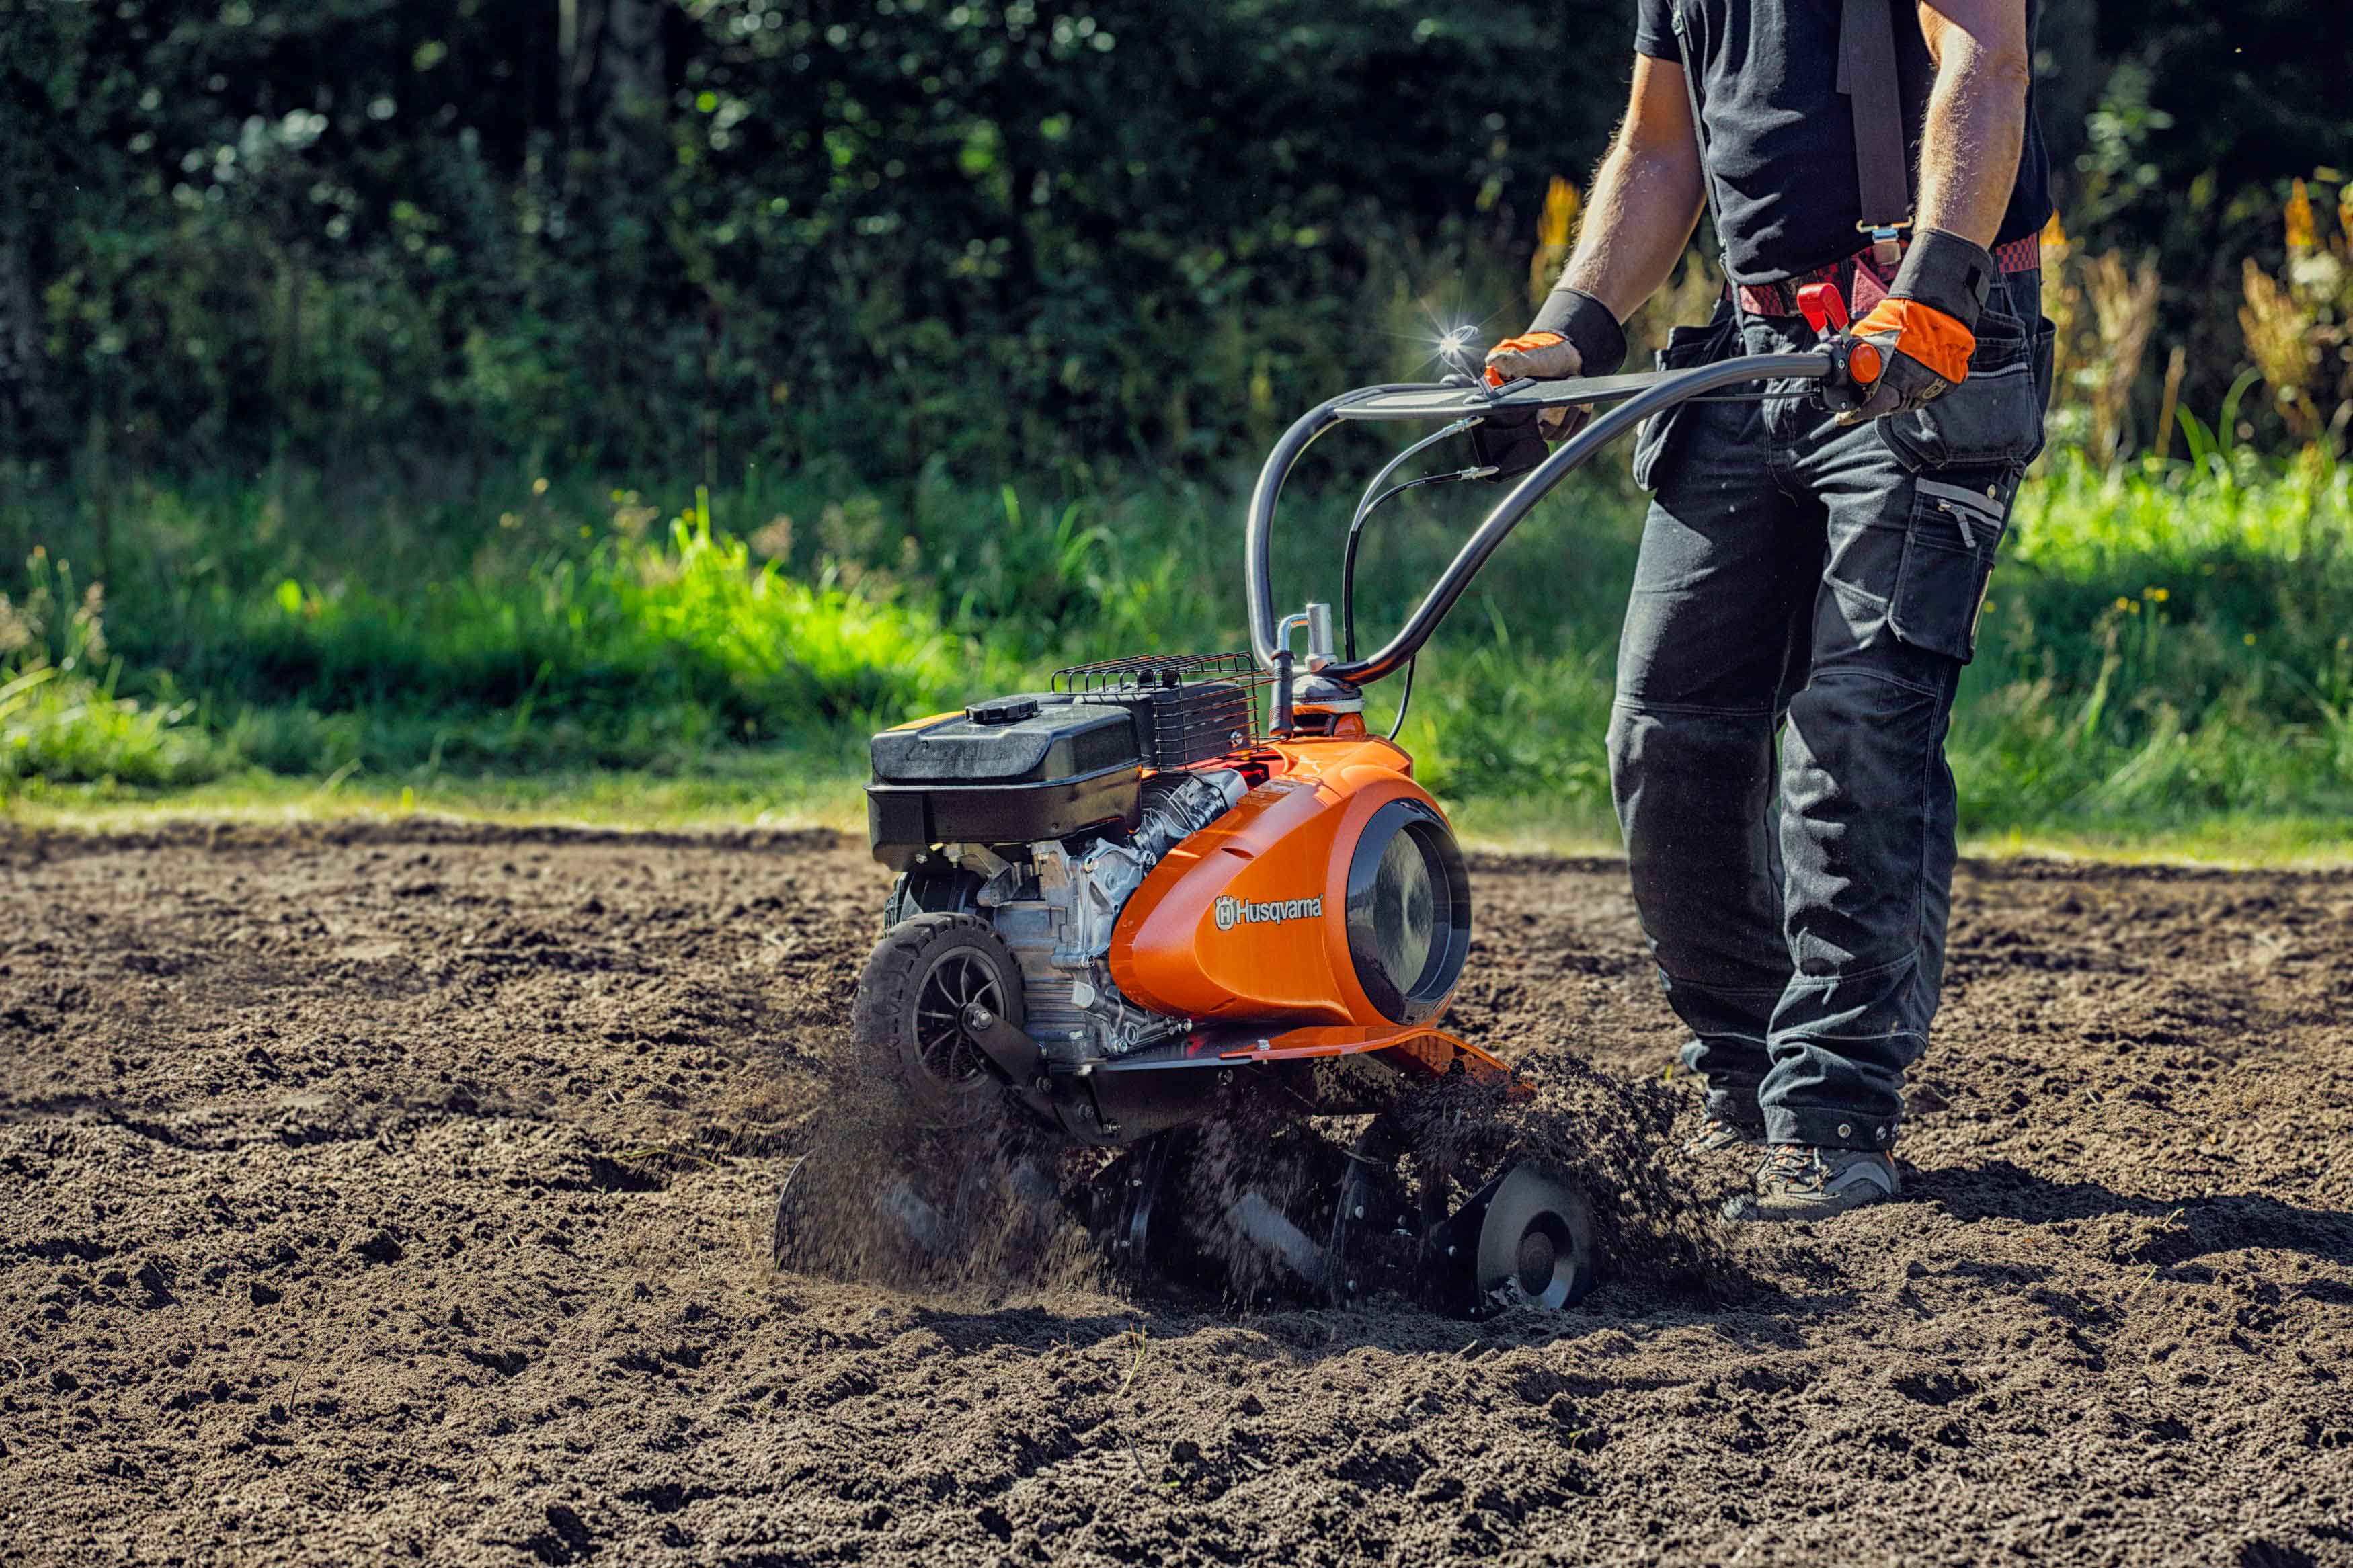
top-left (1386, 650), bottom-right (1418, 743)
top-left (1342, 472), bottom-right (1476, 743)
top-left (1344, 472), bottom-right (1476, 659)
top-left (1341, 419), bottom-right (1493, 745)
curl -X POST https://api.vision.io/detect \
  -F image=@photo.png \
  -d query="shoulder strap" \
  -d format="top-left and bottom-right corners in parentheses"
top-left (1667, 0), bottom-right (1754, 334)
top-left (1840, 0), bottom-right (1912, 267)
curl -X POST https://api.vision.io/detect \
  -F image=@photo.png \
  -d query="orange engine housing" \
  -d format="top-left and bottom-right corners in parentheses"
top-left (1108, 731), bottom-right (1469, 1030)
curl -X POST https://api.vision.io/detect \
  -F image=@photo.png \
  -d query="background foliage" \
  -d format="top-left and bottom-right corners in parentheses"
top-left (3, 0), bottom-right (2351, 850)
top-left (3, 0), bottom-right (2344, 480)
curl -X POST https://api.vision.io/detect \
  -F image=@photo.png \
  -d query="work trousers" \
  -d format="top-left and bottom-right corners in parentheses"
top-left (1610, 272), bottom-right (2052, 1150)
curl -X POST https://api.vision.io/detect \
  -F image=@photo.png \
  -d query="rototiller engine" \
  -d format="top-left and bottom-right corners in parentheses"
top-left (791, 321), bottom-right (1874, 1315)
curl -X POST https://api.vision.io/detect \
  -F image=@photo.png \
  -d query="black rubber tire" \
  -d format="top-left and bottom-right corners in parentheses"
top-left (853, 911), bottom-right (1026, 1126)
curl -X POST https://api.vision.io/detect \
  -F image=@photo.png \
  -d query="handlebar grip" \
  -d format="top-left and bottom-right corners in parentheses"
top-left (1815, 335), bottom-right (1879, 415)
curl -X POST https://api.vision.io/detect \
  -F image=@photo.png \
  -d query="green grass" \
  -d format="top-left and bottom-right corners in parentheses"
top-left (4, 438), bottom-right (2351, 864)
top-left (0, 757), bottom-right (867, 835)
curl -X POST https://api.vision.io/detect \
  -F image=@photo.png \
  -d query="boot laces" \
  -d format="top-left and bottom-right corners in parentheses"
top-left (1760, 1143), bottom-right (1827, 1188)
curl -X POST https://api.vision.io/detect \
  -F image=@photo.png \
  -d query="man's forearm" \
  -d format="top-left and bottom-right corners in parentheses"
top-left (1540, 56), bottom-right (1706, 324)
top-left (1914, 1), bottom-right (2030, 247)
top-left (1558, 137), bottom-right (1706, 321)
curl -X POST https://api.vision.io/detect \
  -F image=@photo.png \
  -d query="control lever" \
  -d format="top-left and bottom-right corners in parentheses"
top-left (1796, 282), bottom-right (1850, 334)
top-left (1796, 282), bottom-right (1881, 416)
top-left (1435, 327), bottom-right (1553, 481)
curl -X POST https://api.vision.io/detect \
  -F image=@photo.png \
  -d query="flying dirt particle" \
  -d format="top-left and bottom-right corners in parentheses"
top-left (774, 1030), bottom-right (1101, 1301)
top-left (779, 1018), bottom-right (1769, 1315)
top-left (1396, 1044), bottom-right (1766, 1303)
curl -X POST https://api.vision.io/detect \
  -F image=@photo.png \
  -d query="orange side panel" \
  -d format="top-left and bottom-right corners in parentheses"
top-left (1107, 737), bottom-right (1451, 1030)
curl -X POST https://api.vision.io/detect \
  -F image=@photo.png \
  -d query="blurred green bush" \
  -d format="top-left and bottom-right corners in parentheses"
top-left (2, 1), bottom-right (2339, 485)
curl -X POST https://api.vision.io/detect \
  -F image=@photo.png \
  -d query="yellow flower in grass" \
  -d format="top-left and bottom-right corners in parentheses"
top-left (1527, 177), bottom-right (1581, 304)
top-left (2286, 179), bottom-right (2317, 253)
top-left (1538, 177), bottom-right (1581, 252)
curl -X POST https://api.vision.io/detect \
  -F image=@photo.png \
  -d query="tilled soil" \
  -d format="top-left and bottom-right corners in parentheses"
top-left (3, 821), bottom-right (2350, 1567)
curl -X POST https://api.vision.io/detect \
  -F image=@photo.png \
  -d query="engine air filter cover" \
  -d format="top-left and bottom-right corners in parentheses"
top-left (1345, 800), bottom-right (1471, 1024)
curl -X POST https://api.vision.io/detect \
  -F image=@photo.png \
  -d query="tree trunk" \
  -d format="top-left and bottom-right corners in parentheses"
top-left (557, 0), bottom-right (666, 184)
top-left (0, 208), bottom-right (42, 439)
top-left (598, 0), bottom-right (667, 190)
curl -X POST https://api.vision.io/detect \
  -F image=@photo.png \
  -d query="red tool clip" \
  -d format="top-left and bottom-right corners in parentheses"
top-left (1796, 282), bottom-right (1851, 336)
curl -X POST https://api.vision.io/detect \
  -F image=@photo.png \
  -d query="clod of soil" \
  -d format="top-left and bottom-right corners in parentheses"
top-left (3, 821), bottom-right (2350, 1565)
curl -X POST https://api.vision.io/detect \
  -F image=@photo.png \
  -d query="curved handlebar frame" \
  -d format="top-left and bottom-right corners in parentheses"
top-left (1244, 352), bottom-right (1833, 687)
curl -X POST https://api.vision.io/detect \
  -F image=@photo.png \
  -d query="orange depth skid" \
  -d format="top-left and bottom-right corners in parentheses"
top-left (1108, 736), bottom-right (1450, 1028)
top-left (1205, 1022), bottom-right (1517, 1089)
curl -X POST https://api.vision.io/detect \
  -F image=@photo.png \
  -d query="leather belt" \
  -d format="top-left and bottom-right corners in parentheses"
top-left (1734, 231), bottom-right (2042, 318)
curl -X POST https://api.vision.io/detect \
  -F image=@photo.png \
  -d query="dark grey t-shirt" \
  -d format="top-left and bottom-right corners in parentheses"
top-left (1635, 0), bottom-right (2052, 284)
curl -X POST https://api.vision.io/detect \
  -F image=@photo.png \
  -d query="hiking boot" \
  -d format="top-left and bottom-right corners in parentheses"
top-left (1681, 1114), bottom-right (1765, 1158)
top-left (1722, 1143), bottom-right (1900, 1223)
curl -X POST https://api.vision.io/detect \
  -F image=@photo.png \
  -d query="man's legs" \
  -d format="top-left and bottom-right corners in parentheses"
top-left (1620, 277), bottom-right (2044, 1187)
top-left (1757, 415), bottom-right (2016, 1155)
top-left (1607, 390), bottom-right (1815, 1137)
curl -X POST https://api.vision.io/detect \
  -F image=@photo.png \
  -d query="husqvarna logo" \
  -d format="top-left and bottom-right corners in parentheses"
top-left (1214, 893), bottom-right (1324, 932)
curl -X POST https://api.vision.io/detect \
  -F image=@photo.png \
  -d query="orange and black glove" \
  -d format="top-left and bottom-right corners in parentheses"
top-left (1482, 332), bottom-right (1585, 451)
top-left (1484, 330), bottom-right (1579, 387)
top-left (1476, 289), bottom-right (1628, 466)
top-left (1841, 229), bottom-right (1997, 423)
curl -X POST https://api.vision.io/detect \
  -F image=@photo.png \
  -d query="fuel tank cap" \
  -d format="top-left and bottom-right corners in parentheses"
top-left (966, 696), bottom-right (1041, 726)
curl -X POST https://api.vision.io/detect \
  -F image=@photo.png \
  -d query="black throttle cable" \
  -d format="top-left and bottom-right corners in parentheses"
top-left (1343, 458), bottom-right (1486, 745)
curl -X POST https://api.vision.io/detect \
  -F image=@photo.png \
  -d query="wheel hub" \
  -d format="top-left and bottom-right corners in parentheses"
top-left (912, 950), bottom-right (1003, 1089)
top-left (1515, 1227), bottom-right (1558, 1296)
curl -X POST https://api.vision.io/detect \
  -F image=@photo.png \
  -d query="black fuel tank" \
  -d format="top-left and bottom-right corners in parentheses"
top-left (866, 694), bottom-right (1142, 868)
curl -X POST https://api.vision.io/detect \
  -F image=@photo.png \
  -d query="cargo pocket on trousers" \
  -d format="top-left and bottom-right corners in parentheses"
top-left (1878, 307), bottom-right (2046, 474)
top-left (1631, 311), bottom-right (1735, 491)
top-left (1889, 472), bottom-right (2016, 662)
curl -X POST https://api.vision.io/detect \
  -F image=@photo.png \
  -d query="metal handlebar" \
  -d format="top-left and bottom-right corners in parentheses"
top-left (1244, 352), bottom-right (1836, 686)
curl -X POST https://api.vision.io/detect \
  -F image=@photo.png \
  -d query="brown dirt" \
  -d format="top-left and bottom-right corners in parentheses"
top-left (3, 821), bottom-right (2350, 1566)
